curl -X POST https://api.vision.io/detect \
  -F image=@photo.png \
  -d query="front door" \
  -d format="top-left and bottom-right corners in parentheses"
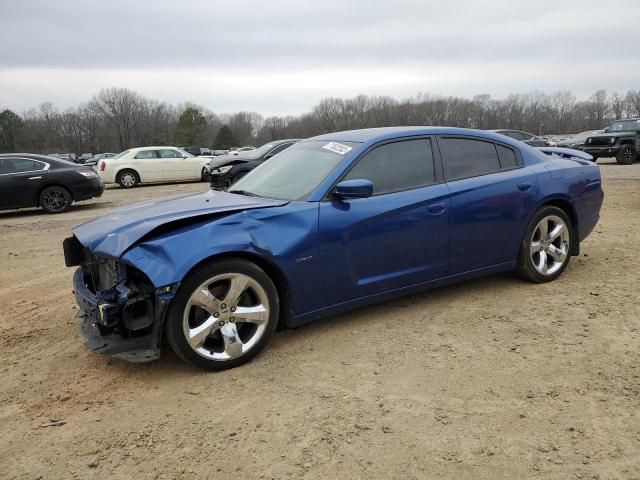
top-left (319, 138), bottom-right (450, 306)
top-left (158, 149), bottom-right (201, 181)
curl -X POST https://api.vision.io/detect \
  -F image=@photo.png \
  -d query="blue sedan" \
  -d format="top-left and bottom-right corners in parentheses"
top-left (64, 127), bottom-right (603, 370)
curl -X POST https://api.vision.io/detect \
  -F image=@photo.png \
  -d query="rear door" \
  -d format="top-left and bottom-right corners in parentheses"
top-left (0, 157), bottom-right (48, 209)
top-left (131, 150), bottom-right (162, 182)
top-left (437, 136), bottom-right (537, 274)
top-left (319, 137), bottom-right (450, 305)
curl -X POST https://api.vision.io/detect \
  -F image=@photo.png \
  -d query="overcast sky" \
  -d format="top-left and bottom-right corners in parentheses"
top-left (1, 0), bottom-right (639, 116)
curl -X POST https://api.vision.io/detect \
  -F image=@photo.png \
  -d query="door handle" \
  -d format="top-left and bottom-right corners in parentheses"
top-left (517, 182), bottom-right (532, 192)
top-left (28, 176), bottom-right (42, 180)
top-left (426, 203), bottom-right (446, 215)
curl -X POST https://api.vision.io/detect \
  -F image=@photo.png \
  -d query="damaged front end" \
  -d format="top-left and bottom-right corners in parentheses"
top-left (64, 235), bottom-right (177, 362)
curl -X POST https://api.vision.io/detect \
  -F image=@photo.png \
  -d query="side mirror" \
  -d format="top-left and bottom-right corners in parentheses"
top-left (334, 179), bottom-right (373, 199)
top-left (182, 155), bottom-right (189, 159)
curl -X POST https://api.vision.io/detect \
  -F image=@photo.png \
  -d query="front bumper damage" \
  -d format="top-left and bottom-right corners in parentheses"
top-left (67, 238), bottom-right (177, 362)
top-left (209, 174), bottom-right (232, 190)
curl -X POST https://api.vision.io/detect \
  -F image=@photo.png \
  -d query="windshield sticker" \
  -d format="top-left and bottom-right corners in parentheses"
top-left (322, 142), bottom-right (353, 155)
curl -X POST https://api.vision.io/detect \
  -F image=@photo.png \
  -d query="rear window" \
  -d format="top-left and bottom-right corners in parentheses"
top-left (496, 144), bottom-right (519, 168)
top-left (440, 138), bottom-right (501, 180)
top-left (135, 150), bottom-right (158, 159)
top-left (0, 158), bottom-right (43, 174)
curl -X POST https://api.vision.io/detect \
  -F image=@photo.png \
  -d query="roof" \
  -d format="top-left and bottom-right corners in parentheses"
top-left (0, 153), bottom-right (64, 161)
top-left (127, 146), bottom-right (182, 151)
top-left (309, 126), bottom-right (524, 146)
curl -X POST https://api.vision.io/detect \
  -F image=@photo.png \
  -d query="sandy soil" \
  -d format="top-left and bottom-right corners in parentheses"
top-left (1, 159), bottom-right (639, 480)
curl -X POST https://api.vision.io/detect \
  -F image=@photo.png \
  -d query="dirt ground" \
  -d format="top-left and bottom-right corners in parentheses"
top-left (1, 158), bottom-right (639, 480)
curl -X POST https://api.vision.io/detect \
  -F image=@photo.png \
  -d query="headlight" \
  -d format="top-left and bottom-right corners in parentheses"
top-left (77, 170), bottom-right (98, 178)
top-left (212, 165), bottom-right (233, 175)
top-left (610, 137), bottom-right (616, 144)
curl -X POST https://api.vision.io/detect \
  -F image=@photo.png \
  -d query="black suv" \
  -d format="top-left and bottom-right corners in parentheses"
top-left (207, 139), bottom-right (300, 189)
top-left (580, 119), bottom-right (640, 164)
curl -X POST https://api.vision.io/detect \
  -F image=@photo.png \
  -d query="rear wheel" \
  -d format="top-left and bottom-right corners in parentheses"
top-left (116, 169), bottom-right (140, 188)
top-left (40, 186), bottom-right (72, 213)
top-left (165, 259), bottom-right (279, 370)
top-left (616, 145), bottom-right (636, 165)
top-left (516, 206), bottom-right (572, 283)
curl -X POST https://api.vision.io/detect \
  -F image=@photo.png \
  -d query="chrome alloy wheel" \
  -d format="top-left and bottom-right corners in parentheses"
top-left (182, 273), bottom-right (270, 361)
top-left (120, 172), bottom-right (137, 187)
top-left (530, 215), bottom-right (570, 276)
top-left (622, 147), bottom-right (634, 163)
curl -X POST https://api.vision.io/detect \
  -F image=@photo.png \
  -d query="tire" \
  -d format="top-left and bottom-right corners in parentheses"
top-left (39, 186), bottom-right (72, 214)
top-left (165, 259), bottom-right (280, 370)
top-left (516, 206), bottom-right (572, 283)
top-left (616, 145), bottom-right (636, 165)
top-left (116, 169), bottom-right (140, 188)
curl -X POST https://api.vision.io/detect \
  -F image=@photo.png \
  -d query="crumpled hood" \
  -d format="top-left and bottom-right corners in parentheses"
top-left (207, 154), bottom-right (249, 169)
top-left (73, 189), bottom-right (287, 258)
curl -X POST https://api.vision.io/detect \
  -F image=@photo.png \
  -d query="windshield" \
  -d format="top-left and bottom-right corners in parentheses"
top-left (606, 119), bottom-right (640, 133)
top-left (230, 140), bottom-right (360, 200)
top-left (112, 150), bottom-right (130, 159)
top-left (240, 142), bottom-right (278, 159)
top-left (175, 148), bottom-right (194, 158)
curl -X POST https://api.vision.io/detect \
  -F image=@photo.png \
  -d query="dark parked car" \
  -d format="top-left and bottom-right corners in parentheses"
top-left (182, 146), bottom-right (212, 156)
top-left (64, 127), bottom-right (603, 370)
top-left (84, 153), bottom-right (117, 166)
top-left (207, 139), bottom-right (299, 188)
top-left (0, 154), bottom-right (104, 213)
top-left (557, 130), bottom-right (604, 150)
top-left (579, 119), bottom-right (640, 164)
top-left (488, 129), bottom-right (550, 147)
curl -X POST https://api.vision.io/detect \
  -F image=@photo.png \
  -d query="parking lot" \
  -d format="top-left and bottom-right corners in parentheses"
top-left (1, 158), bottom-right (639, 479)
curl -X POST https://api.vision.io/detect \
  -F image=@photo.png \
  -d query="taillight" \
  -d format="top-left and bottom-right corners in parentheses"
top-left (544, 141), bottom-right (551, 146)
top-left (99, 161), bottom-right (106, 171)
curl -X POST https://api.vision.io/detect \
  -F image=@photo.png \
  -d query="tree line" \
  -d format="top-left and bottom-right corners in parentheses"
top-left (1, 87), bottom-right (640, 155)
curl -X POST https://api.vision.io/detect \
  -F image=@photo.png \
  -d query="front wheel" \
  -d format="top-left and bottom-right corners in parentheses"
top-left (516, 206), bottom-right (572, 283)
top-left (616, 145), bottom-right (636, 165)
top-left (165, 259), bottom-right (280, 370)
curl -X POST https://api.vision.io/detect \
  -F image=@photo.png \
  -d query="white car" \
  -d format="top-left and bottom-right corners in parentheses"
top-left (97, 146), bottom-right (209, 188)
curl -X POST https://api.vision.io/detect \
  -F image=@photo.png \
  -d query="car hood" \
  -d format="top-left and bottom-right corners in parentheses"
top-left (73, 189), bottom-right (287, 258)
top-left (207, 154), bottom-right (253, 169)
top-left (557, 140), bottom-right (582, 146)
top-left (593, 132), bottom-right (636, 138)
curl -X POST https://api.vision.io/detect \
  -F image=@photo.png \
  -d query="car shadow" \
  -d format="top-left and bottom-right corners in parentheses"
top-left (0, 201), bottom-right (112, 219)
top-left (103, 271), bottom-right (520, 376)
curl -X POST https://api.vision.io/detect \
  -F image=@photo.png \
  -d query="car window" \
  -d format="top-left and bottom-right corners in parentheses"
top-left (440, 138), bottom-right (501, 180)
top-left (0, 158), bottom-right (40, 174)
top-left (503, 131), bottom-right (525, 140)
top-left (134, 150), bottom-right (158, 159)
top-left (496, 144), bottom-right (519, 168)
top-left (157, 149), bottom-right (182, 158)
top-left (266, 143), bottom-right (292, 158)
top-left (343, 139), bottom-right (435, 195)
